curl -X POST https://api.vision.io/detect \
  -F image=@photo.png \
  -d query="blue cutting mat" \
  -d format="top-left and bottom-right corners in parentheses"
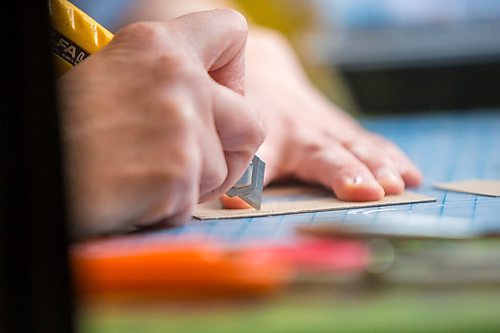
top-left (149, 110), bottom-right (500, 244)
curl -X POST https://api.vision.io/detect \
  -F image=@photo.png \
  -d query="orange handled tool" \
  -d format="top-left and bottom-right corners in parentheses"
top-left (71, 235), bottom-right (292, 301)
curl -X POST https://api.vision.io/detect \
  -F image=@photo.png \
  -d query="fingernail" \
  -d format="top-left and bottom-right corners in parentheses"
top-left (337, 175), bottom-right (385, 201)
top-left (350, 175), bottom-right (380, 187)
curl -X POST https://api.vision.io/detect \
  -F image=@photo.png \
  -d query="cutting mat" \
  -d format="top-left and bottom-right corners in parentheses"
top-left (148, 110), bottom-right (500, 244)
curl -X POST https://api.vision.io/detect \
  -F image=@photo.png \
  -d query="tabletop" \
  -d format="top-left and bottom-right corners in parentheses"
top-left (80, 109), bottom-right (500, 333)
top-left (152, 109), bottom-right (500, 244)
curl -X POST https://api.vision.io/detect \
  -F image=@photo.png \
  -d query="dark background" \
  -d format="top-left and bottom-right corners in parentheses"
top-left (0, 1), bottom-right (73, 333)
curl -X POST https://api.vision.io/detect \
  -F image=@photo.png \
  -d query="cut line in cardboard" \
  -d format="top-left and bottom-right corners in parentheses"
top-left (193, 185), bottom-right (435, 220)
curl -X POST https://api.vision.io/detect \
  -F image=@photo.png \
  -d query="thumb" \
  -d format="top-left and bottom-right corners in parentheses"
top-left (170, 9), bottom-right (248, 95)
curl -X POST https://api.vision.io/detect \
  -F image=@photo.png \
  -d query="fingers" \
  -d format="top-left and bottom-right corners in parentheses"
top-left (113, 9), bottom-right (248, 93)
top-left (212, 84), bottom-right (266, 153)
top-left (170, 10), bottom-right (259, 201)
top-left (382, 143), bottom-right (423, 187)
top-left (198, 83), bottom-right (265, 203)
top-left (194, 101), bottom-right (229, 200)
top-left (294, 141), bottom-right (385, 202)
top-left (171, 9), bottom-right (248, 94)
top-left (289, 131), bottom-right (422, 201)
top-left (345, 141), bottom-right (405, 195)
top-left (346, 134), bottom-right (422, 193)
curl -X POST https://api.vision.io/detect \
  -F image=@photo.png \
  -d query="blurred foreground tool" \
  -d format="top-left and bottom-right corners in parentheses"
top-left (72, 236), bottom-right (292, 301)
top-left (71, 235), bottom-right (370, 301)
top-left (49, 0), bottom-right (265, 208)
top-left (244, 237), bottom-right (370, 274)
top-left (296, 217), bottom-right (500, 285)
top-left (296, 213), bottom-right (500, 241)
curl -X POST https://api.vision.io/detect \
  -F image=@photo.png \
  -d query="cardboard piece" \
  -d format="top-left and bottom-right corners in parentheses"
top-left (193, 185), bottom-right (435, 220)
top-left (434, 179), bottom-right (500, 197)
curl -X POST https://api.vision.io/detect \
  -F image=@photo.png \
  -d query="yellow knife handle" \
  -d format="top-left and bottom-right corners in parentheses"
top-left (49, 0), bottom-right (114, 77)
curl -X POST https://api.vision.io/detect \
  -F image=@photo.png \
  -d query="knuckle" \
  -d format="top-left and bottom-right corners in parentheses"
top-left (121, 143), bottom-right (199, 228)
top-left (296, 134), bottom-right (330, 155)
top-left (169, 135), bottom-right (199, 169)
top-left (154, 96), bottom-right (195, 131)
top-left (115, 22), bottom-right (169, 49)
top-left (342, 139), bottom-right (362, 151)
top-left (373, 157), bottom-right (396, 169)
top-left (153, 54), bottom-right (207, 90)
top-left (364, 133), bottom-right (393, 148)
top-left (157, 50), bottom-right (190, 73)
top-left (158, 179), bottom-right (197, 221)
top-left (239, 121), bottom-right (266, 154)
top-left (256, 115), bottom-right (267, 145)
top-left (150, 119), bottom-right (199, 181)
top-left (247, 115), bottom-right (267, 148)
top-left (157, 149), bottom-right (199, 196)
top-left (332, 148), bottom-right (367, 174)
top-left (216, 8), bottom-right (249, 38)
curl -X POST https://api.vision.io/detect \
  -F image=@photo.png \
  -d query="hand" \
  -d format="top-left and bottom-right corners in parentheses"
top-left (59, 9), bottom-right (265, 237)
top-left (224, 28), bottom-right (422, 207)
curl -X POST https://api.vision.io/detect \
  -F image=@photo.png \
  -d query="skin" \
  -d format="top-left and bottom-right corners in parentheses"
top-left (60, 9), bottom-right (265, 237)
top-left (116, 0), bottom-right (422, 207)
top-left (62, 2), bottom-right (424, 236)
top-left (244, 28), bottom-right (422, 201)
